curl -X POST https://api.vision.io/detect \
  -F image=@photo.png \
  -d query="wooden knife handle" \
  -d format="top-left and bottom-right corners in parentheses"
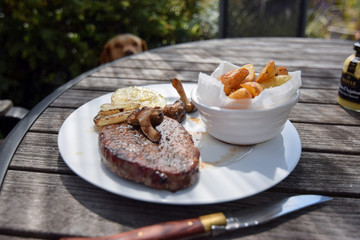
top-left (61, 213), bottom-right (226, 240)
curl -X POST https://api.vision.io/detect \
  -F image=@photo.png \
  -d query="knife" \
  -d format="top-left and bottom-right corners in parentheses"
top-left (61, 194), bottom-right (331, 240)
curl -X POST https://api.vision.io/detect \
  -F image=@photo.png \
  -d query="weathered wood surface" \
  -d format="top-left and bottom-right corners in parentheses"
top-left (0, 38), bottom-right (359, 240)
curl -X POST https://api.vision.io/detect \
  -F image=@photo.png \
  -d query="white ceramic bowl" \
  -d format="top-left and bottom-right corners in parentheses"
top-left (191, 87), bottom-right (300, 145)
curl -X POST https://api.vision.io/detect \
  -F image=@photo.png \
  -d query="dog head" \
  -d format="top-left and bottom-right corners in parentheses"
top-left (100, 33), bottom-right (148, 64)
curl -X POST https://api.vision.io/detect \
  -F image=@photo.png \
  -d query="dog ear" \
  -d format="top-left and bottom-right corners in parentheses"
top-left (100, 43), bottom-right (112, 64)
top-left (141, 39), bottom-right (148, 51)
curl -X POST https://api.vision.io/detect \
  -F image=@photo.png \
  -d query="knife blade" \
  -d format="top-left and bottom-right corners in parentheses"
top-left (61, 195), bottom-right (331, 240)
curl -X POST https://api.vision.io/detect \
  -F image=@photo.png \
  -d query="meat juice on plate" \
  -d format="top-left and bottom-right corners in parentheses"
top-left (183, 111), bottom-right (254, 169)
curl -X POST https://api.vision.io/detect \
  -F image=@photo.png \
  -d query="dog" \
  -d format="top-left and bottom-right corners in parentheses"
top-left (100, 33), bottom-right (148, 64)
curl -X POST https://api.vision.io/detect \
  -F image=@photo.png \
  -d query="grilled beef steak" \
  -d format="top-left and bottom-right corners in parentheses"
top-left (99, 116), bottom-right (200, 192)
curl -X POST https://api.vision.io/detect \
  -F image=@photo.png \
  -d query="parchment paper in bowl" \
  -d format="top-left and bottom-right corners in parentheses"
top-left (196, 61), bottom-right (302, 109)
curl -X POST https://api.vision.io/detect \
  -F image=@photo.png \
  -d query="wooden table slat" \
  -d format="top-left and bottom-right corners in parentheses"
top-left (0, 170), bottom-right (358, 239)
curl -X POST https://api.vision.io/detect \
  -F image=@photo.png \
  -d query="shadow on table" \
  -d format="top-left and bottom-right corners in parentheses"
top-left (58, 156), bottom-right (329, 238)
top-left (343, 108), bottom-right (360, 119)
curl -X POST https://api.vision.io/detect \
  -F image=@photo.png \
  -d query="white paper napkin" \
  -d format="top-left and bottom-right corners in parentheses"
top-left (197, 61), bottom-right (301, 109)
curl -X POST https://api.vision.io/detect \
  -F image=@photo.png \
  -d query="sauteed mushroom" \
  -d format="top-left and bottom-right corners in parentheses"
top-left (127, 107), bottom-right (164, 143)
top-left (172, 78), bottom-right (196, 113)
top-left (162, 99), bottom-right (186, 123)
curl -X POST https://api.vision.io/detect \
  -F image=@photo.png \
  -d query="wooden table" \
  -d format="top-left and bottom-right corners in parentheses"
top-left (0, 38), bottom-right (359, 240)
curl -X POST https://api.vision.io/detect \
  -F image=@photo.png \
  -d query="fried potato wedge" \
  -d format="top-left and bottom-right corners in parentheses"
top-left (228, 87), bottom-right (252, 99)
top-left (275, 66), bottom-right (288, 76)
top-left (94, 110), bottom-right (135, 127)
top-left (240, 82), bottom-right (263, 98)
top-left (218, 68), bottom-right (249, 95)
top-left (241, 64), bottom-right (256, 83)
top-left (255, 60), bottom-right (276, 83)
top-left (260, 75), bottom-right (292, 89)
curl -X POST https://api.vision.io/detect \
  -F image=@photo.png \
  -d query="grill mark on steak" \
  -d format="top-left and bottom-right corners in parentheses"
top-left (99, 116), bottom-right (200, 192)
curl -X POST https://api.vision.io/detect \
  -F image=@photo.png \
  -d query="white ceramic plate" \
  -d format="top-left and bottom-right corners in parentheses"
top-left (58, 84), bottom-right (301, 205)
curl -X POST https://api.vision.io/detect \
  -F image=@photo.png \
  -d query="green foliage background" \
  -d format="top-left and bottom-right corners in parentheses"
top-left (0, 0), bottom-right (218, 109)
top-left (1, 0), bottom-right (359, 110)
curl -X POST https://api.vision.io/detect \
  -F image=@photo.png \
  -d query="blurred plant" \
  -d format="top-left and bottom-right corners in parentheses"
top-left (0, 0), bottom-right (218, 109)
top-left (306, 0), bottom-right (360, 39)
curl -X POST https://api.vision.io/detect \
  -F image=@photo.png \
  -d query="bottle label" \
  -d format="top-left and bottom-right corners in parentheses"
top-left (338, 72), bottom-right (360, 103)
top-left (347, 58), bottom-right (359, 74)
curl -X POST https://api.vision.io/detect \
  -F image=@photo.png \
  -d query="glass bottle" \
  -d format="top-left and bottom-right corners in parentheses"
top-left (337, 42), bottom-right (360, 111)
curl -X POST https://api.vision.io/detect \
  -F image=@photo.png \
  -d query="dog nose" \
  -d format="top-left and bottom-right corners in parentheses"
top-left (124, 50), bottom-right (134, 56)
